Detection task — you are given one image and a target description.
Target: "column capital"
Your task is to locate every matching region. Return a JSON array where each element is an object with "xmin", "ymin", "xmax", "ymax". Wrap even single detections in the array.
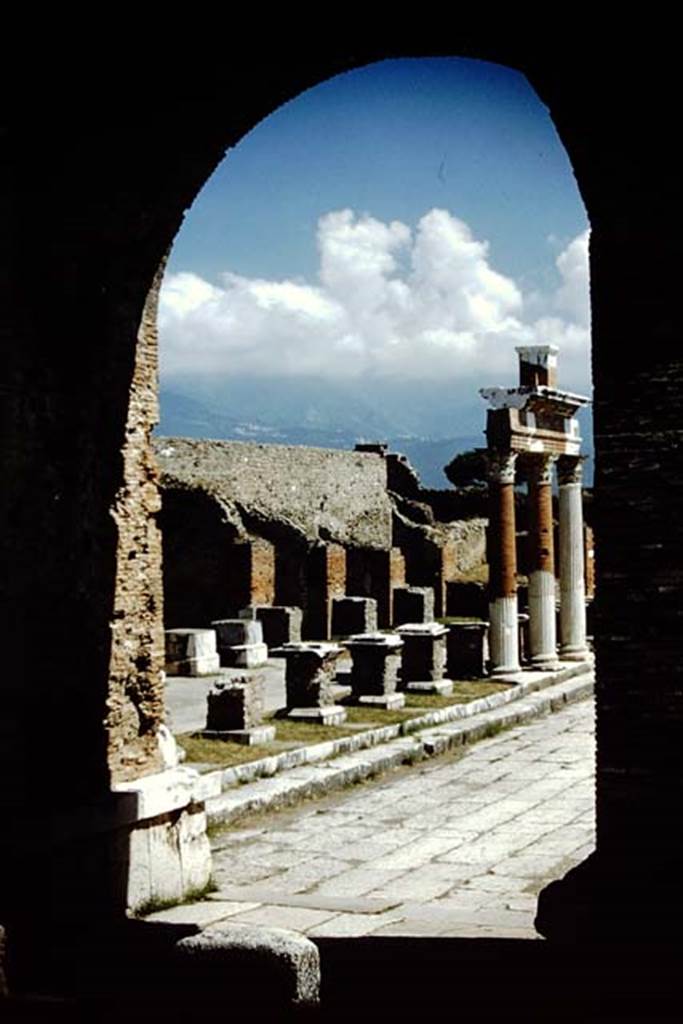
[
  {"xmin": 486, "ymin": 449, "xmax": 517, "ymax": 485},
  {"xmin": 522, "ymin": 452, "xmax": 557, "ymax": 485},
  {"xmin": 557, "ymin": 454, "xmax": 587, "ymax": 486}
]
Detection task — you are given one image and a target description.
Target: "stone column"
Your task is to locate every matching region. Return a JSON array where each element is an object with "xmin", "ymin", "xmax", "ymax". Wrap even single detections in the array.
[
  {"xmin": 557, "ymin": 455, "xmax": 590, "ymax": 660},
  {"xmin": 487, "ymin": 451, "xmax": 520, "ymax": 674},
  {"xmin": 526, "ymin": 454, "xmax": 559, "ymax": 666}
]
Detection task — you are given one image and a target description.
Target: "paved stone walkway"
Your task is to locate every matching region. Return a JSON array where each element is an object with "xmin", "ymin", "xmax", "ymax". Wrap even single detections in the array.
[{"xmin": 161, "ymin": 697, "xmax": 595, "ymax": 939}]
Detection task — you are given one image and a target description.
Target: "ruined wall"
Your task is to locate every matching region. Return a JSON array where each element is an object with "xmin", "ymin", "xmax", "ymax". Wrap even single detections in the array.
[
  {"xmin": 304, "ymin": 543, "xmax": 347, "ymax": 640},
  {"xmin": 155, "ymin": 437, "xmax": 392, "ymax": 549},
  {"xmin": 106, "ymin": 269, "xmax": 166, "ymax": 783},
  {"xmin": 160, "ymin": 488, "xmax": 241, "ymax": 626},
  {"xmin": 347, "ymin": 546, "xmax": 406, "ymax": 628}
]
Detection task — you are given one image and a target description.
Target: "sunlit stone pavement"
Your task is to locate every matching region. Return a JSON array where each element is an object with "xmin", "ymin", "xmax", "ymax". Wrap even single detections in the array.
[{"xmin": 186, "ymin": 698, "xmax": 595, "ymax": 939}]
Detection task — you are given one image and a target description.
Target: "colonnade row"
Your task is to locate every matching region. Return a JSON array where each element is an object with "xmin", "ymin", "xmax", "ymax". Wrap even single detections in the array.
[{"xmin": 487, "ymin": 450, "xmax": 588, "ymax": 674}]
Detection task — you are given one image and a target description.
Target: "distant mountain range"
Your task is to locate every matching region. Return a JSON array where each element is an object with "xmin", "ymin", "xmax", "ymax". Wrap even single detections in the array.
[{"xmin": 158, "ymin": 378, "xmax": 594, "ymax": 489}]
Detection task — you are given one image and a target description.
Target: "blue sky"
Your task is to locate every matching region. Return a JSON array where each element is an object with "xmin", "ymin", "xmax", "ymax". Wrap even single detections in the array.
[{"xmin": 160, "ymin": 57, "xmax": 591, "ymax": 434}]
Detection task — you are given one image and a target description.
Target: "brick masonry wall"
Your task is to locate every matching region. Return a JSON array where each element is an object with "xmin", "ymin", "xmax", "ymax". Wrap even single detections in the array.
[
  {"xmin": 304, "ymin": 543, "xmax": 347, "ymax": 640},
  {"xmin": 106, "ymin": 269, "xmax": 166, "ymax": 783},
  {"xmin": 250, "ymin": 538, "xmax": 276, "ymax": 606},
  {"xmin": 156, "ymin": 438, "xmax": 392, "ymax": 549}
]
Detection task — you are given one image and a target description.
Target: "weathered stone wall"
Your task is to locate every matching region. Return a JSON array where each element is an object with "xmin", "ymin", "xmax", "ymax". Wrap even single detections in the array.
[
  {"xmin": 107, "ymin": 268, "xmax": 166, "ymax": 782},
  {"xmin": 155, "ymin": 437, "xmax": 392, "ymax": 549}
]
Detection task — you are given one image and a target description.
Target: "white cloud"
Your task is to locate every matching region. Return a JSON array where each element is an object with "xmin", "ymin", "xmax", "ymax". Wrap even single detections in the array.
[{"xmin": 159, "ymin": 209, "xmax": 591, "ymax": 392}]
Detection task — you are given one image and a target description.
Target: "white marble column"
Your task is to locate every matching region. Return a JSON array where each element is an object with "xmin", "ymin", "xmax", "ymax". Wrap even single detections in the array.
[
  {"xmin": 487, "ymin": 450, "xmax": 520, "ymax": 675},
  {"xmin": 557, "ymin": 455, "xmax": 590, "ymax": 660},
  {"xmin": 526, "ymin": 454, "xmax": 559, "ymax": 667}
]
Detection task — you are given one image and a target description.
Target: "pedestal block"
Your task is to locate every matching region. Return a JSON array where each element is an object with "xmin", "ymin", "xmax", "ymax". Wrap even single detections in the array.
[
  {"xmin": 240, "ymin": 605, "xmax": 303, "ymax": 646},
  {"xmin": 211, "ymin": 618, "xmax": 268, "ymax": 668},
  {"xmin": 331, "ymin": 596, "xmax": 378, "ymax": 637},
  {"xmin": 397, "ymin": 622, "xmax": 449, "ymax": 691},
  {"xmin": 446, "ymin": 621, "xmax": 489, "ymax": 679},
  {"xmin": 201, "ymin": 674, "xmax": 275, "ymax": 744},
  {"xmin": 165, "ymin": 628, "xmax": 220, "ymax": 676},
  {"xmin": 274, "ymin": 642, "xmax": 347, "ymax": 724},
  {"xmin": 342, "ymin": 633, "xmax": 405, "ymax": 709},
  {"xmin": 393, "ymin": 586, "xmax": 435, "ymax": 626}
]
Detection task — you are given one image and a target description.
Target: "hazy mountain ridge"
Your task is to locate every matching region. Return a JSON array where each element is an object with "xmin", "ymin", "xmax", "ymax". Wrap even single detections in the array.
[{"xmin": 158, "ymin": 382, "xmax": 593, "ymax": 489}]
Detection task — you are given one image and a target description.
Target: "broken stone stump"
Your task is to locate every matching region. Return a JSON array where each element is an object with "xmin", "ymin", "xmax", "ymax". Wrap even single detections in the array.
[
  {"xmin": 240, "ymin": 605, "xmax": 303, "ymax": 647},
  {"xmin": 331, "ymin": 596, "xmax": 378, "ymax": 637},
  {"xmin": 165, "ymin": 628, "xmax": 220, "ymax": 676},
  {"xmin": 393, "ymin": 586, "xmax": 435, "ymax": 626},
  {"xmin": 446, "ymin": 621, "xmax": 490, "ymax": 679},
  {"xmin": 342, "ymin": 633, "xmax": 405, "ymax": 709},
  {"xmin": 201, "ymin": 674, "xmax": 275, "ymax": 745},
  {"xmin": 211, "ymin": 618, "xmax": 268, "ymax": 668},
  {"xmin": 274, "ymin": 643, "xmax": 347, "ymax": 725},
  {"xmin": 397, "ymin": 622, "xmax": 451, "ymax": 694}
]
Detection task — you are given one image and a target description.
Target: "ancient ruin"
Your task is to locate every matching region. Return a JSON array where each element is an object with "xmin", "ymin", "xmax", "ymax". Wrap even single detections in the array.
[
  {"xmin": 2, "ymin": 35, "xmax": 680, "ymax": 1022},
  {"xmin": 481, "ymin": 345, "xmax": 590, "ymax": 674}
]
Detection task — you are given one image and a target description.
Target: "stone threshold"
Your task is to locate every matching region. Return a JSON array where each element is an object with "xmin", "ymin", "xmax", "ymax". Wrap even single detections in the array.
[{"xmin": 204, "ymin": 663, "xmax": 594, "ymax": 828}]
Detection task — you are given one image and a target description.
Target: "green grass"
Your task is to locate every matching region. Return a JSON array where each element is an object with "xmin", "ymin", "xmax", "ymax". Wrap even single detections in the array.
[
  {"xmin": 177, "ymin": 679, "xmax": 515, "ymax": 771},
  {"xmin": 132, "ymin": 878, "xmax": 218, "ymax": 918}
]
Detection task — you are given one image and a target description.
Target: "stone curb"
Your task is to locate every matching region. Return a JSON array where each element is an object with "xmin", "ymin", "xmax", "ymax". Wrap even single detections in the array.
[
  {"xmin": 197, "ymin": 661, "xmax": 591, "ymax": 802},
  {"xmin": 206, "ymin": 667, "xmax": 594, "ymax": 828}
]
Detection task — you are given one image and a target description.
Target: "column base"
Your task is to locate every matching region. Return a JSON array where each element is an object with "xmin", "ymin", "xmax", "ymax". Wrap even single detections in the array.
[
  {"xmin": 559, "ymin": 645, "xmax": 592, "ymax": 662},
  {"xmin": 489, "ymin": 596, "xmax": 520, "ymax": 675}
]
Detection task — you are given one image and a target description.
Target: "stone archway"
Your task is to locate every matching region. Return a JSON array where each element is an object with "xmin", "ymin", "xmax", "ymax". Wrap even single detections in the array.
[{"xmin": 2, "ymin": 38, "xmax": 681, "ymax": 1005}]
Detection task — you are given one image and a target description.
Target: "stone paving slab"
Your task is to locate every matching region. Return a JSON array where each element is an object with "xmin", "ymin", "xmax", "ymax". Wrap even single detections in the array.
[{"xmin": 150, "ymin": 696, "xmax": 596, "ymax": 940}]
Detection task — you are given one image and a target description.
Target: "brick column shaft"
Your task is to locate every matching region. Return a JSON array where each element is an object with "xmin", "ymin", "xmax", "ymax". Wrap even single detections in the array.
[
  {"xmin": 487, "ymin": 451, "xmax": 520, "ymax": 674},
  {"xmin": 527, "ymin": 454, "xmax": 558, "ymax": 665}
]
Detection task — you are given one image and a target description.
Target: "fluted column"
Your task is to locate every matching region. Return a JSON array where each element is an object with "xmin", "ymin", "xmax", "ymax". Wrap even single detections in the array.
[
  {"xmin": 526, "ymin": 454, "xmax": 559, "ymax": 666},
  {"xmin": 487, "ymin": 451, "xmax": 520, "ymax": 674},
  {"xmin": 557, "ymin": 454, "xmax": 589, "ymax": 660}
]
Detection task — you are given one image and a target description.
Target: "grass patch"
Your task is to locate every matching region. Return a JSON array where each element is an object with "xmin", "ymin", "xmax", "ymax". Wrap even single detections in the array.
[
  {"xmin": 341, "ymin": 704, "xmax": 418, "ymax": 726},
  {"xmin": 132, "ymin": 878, "xmax": 218, "ymax": 918},
  {"xmin": 177, "ymin": 735, "xmax": 281, "ymax": 765},
  {"xmin": 177, "ymin": 679, "xmax": 515, "ymax": 772},
  {"xmin": 267, "ymin": 717, "xmax": 357, "ymax": 744},
  {"xmin": 405, "ymin": 680, "xmax": 512, "ymax": 709}
]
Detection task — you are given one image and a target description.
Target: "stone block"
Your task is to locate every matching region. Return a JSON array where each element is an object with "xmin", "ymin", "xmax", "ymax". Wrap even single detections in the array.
[
  {"xmin": 447, "ymin": 620, "xmax": 490, "ymax": 678},
  {"xmin": 342, "ymin": 632, "xmax": 403, "ymax": 699},
  {"xmin": 212, "ymin": 618, "xmax": 268, "ymax": 667},
  {"xmin": 393, "ymin": 586, "xmax": 434, "ymax": 626},
  {"xmin": 275, "ymin": 642, "xmax": 344, "ymax": 709},
  {"xmin": 286, "ymin": 706, "xmax": 348, "ymax": 726},
  {"xmin": 240, "ymin": 605, "xmax": 303, "ymax": 646},
  {"xmin": 405, "ymin": 679, "xmax": 454, "ymax": 695},
  {"xmin": 331, "ymin": 596, "xmax": 378, "ymax": 637},
  {"xmin": 206, "ymin": 675, "xmax": 265, "ymax": 731},
  {"xmin": 212, "ymin": 618, "xmax": 263, "ymax": 647},
  {"xmin": 222, "ymin": 643, "xmax": 268, "ymax": 668},
  {"xmin": 165, "ymin": 628, "xmax": 220, "ymax": 676},
  {"xmin": 397, "ymin": 622, "xmax": 448, "ymax": 684},
  {"xmin": 175, "ymin": 923, "xmax": 320, "ymax": 1008},
  {"xmin": 201, "ymin": 725, "xmax": 277, "ymax": 746},
  {"xmin": 357, "ymin": 692, "xmax": 406, "ymax": 710}
]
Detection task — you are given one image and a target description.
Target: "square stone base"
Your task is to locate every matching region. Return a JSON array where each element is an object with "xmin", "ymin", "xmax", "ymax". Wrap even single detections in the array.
[
  {"xmin": 286, "ymin": 706, "xmax": 348, "ymax": 726},
  {"xmin": 356, "ymin": 693, "xmax": 406, "ymax": 710},
  {"xmin": 406, "ymin": 680, "xmax": 454, "ymax": 696},
  {"xmin": 199, "ymin": 725, "xmax": 276, "ymax": 746},
  {"xmin": 221, "ymin": 643, "xmax": 269, "ymax": 668},
  {"xmin": 166, "ymin": 654, "xmax": 220, "ymax": 677}
]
